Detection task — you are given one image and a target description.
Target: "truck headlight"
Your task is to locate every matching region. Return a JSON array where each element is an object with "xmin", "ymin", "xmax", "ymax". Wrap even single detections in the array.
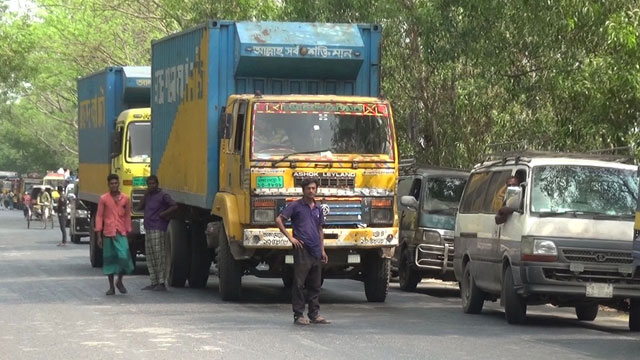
[
  {"xmin": 422, "ymin": 230, "xmax": 441, "ymax": 244},
  {"xmin": 76, "ymin": 210, "xmax": 89, "ymax": 218},
  {"xmin": 253, "ymin": 209, "xmax": 275, "ymax": 223},
  {"xmin": 521, "ymin": 237, "xmax": 557, "ymax": 261},
  {"xmin": 371, "ymin": 208, "xmax": 393, "ymax": 225}
]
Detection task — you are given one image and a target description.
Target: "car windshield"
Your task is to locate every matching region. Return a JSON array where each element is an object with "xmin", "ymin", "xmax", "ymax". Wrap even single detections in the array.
[
  {"xmin": 420, "ymin": 176, "xmax": 467, "ymax": 230},
  {"xmin": 531, "ymin": 165, "xmax": 638, "ymax": 216},
  {"xmin": 127, "ymin": 122, "xmax": 151, "ymax": 162},
  {"xmin": 252, "ymin": 102, "xmax": 394, "ymax": 159}
]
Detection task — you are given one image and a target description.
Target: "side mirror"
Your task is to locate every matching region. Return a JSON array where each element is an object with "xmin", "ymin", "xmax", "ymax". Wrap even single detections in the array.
[
  {"xmin": 504, "ymin": 186, "xmax": 523, "ymax": 211},
  {"xmin": 400, "ymin": 195, "xmax": 419, "ymax": 211},
  {"xmin": 110, "ymin": 129, "xmax": 123, "ymax": 158}
]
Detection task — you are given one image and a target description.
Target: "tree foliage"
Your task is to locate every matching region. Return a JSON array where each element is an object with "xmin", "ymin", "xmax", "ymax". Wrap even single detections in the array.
[{"xmin": 1, "ymin": 0, "xmax": 639, "ymax": 173}]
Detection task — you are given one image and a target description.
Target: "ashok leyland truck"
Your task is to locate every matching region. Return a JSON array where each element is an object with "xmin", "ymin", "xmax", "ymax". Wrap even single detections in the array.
[
  {"xmin": 152, "ymin": 21, "xmax": 398, "ymax": 301},
  {"xmin": 76, "ymin": 67, "xmax": 151, "ymax": 267}
]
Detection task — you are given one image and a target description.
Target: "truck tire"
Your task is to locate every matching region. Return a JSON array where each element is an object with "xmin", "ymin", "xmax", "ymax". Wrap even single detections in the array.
[
  {"xmin": 398, "ymin": 247, "xmax": 421, "ymax": 292},
  {"xmin": 629, "ymin": 298, "xmax": 640, "ymax": 332},
  {"xmin": 188, "ymin": 221, "xmax": 211, "ymax": 288},
  {"xmin": 363, "ymin": 253, "xmax": 390, "ymax": 303},
  {"xmin": 217, "ymin": 225, "xmax": 243, "ymax": 301},
  {"xmin": 167, "ymin": 219, "xmax": 190, "ymax": 287},
  {"xmin": 503, "ymin": 266, "xmax": 527, "ymax": 324},
  {"xmin": 575, "ymin": 303, "xmax": 598, "ymax": 321},
  {"xmin": 89, "ymin": 217, "xmax": 103, "ymax": 268},
  {"xmin": 460, "ymin": 262, "xmax": 485, "ymax": 314}
]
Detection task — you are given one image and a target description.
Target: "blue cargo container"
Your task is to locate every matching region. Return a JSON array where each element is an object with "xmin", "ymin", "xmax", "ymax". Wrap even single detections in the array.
[
  {"xmin": 77, "ymin": 66, "xmax": 150, "ymax": 200},
  {"xmin": 151, "ymin": 20, "xmax": 382, "ymax": 209}
]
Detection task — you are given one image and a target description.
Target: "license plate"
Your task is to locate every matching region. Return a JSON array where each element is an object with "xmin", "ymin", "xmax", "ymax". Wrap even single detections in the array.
[
  {"xmin": 139, "ymin": 220, "xmax": 145, "ymax": 234},
  {"xmin": 585, "ymin": 283, "xmax": 613, "ymax": 298}
]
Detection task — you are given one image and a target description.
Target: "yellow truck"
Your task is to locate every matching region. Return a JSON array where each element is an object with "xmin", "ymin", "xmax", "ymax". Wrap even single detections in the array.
[
  {"xmin": 75, "ymin": 66, "xmax": 151, "ymax": 266},
  {"xmin": 152, "ymin": 21, "xmax": 398, "ymax": 301}
]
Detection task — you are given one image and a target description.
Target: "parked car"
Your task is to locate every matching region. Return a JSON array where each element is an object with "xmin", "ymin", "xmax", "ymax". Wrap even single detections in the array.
[
  {"xmin": 454, "ymin": 150, "xmax": 640, "ymax": 331},
  {"xmin": 67, "ymin": 181, "xmax": 91, "ymax": 244},
  {"xmin": 393, "ymin": 163, "xmax": 468, "ymax": 291}
]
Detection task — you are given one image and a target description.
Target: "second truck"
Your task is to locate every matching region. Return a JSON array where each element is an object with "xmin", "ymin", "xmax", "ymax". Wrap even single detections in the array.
[{"xmin": 152, "ymin": 21, "xmax": 399, "ymax": 301}]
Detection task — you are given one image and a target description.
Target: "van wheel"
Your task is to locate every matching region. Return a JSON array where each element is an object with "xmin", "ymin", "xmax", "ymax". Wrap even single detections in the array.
[
  {"xmin": 503, "ymin": 266, "xmax": 527, "ymax": 324},
  {"xmin": 398, "ymin": 248, "xmax": 421, "ymax": 291},
  {"xmin": 629, "ymin": 298, "xmax": 640, "ymax": 332},
  {"xmin": 460, "ymin": 262, "xmax": 485, "ymax": 314},
  {"xmin": 216, "ymin": 225, "xmax": 243, "ymax": 301},
  {"xmin": 363, "ymin": 253, "xmax": 390, "ymax": 303},
  {"xmin": 167, "ymin": 220, "xmax": 190, "ymax": 287},
  {"xmin": 575, "ymin": 303, "xmax": 598, "ymax": 321},
  {"xmin": 89, "ymin": 217, "xmax": 102, "ymax": 268},
  {"xmin": 71, "ymin": 234, "xmax": 82, "ymax": 244},
  {"xmin": 188, "ymin": 221, "xmax": 211, "ymax": 288}
]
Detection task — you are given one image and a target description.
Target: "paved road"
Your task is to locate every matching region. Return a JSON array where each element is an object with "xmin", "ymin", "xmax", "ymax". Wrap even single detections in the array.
[{"xmin": 0, "ymin": 210, "xmax": 638, "ymax": 359}]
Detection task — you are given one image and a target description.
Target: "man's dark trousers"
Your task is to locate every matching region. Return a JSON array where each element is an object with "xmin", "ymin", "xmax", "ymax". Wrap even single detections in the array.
[
  {"xmin": 292, "ymin": 247, "xmax": 322, "ymax": 319},
  {"xmin": 58, "ymin": 214, "xmax": 67, "ymax": 243}
]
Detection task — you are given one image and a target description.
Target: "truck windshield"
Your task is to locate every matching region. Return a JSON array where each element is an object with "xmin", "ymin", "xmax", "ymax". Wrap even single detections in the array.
[
  {"xmin": 252, "ymin": 102, "xmax": 394, "ymax": 159},
  {"xmin": 127, "ymin": 122, "xmax": 151, "ymax": 162},
  {"xmin": 531, "ymin": 165, "xmax": 638, "ymax": 217},
  {"xmin": 420, "ymin": 176, "xmax": 467, "ymax": 230}
]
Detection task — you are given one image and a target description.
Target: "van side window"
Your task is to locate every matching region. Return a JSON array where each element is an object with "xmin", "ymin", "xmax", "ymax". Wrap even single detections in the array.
[
  {"xmin": 459, "ymin": 172, "xmax": 491, "ymax": 213},
  {"xmin": 483, "ymin": 171, "xmax": 513, "ymax": 213},
  {"xmin": 408, "ymin": 179, "xmax": 422, "ymax": 201}
]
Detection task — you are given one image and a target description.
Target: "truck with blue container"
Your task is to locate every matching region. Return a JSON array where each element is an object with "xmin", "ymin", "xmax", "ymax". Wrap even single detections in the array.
[
  {"xmin": 75, "ymin": 66, "xmax": 152, "ymax": 267},
  {"xmin": 152, "ymin": 21, "xmax": 399, "ymax": 301}
]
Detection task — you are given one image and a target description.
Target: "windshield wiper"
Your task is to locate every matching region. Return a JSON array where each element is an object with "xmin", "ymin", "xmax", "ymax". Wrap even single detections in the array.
[
  {"xmin": 272, "ymin": 149, "xmax": 332, "ymax": 166},
  {"xmin": 538, "ymin": 210, "xmax": 610, "ymax": 218}
]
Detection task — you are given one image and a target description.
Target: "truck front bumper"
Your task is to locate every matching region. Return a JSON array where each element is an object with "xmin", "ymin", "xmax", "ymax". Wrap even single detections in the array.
[{"xmin": 243, "ymin": 227, "xmax": 398, "ymax": 249}]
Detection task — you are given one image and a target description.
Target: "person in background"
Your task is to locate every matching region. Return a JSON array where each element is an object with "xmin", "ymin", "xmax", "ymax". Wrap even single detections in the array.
[{"xmin": 55, "ymin": 186, "xmax": 67, "ymax": 246}]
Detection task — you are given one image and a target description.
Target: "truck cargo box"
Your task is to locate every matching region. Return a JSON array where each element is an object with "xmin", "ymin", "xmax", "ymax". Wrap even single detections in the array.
[
  {"xmin": 77, "ymin": 66, "xmax": 150, "ymax": 201},
  {"xmin": 151, "ymin": 20, "xmax": 382, "ymax": 209}
]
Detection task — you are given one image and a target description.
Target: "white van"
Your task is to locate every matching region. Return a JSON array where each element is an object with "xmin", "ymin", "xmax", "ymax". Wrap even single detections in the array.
[{"xmin": 453, "ymin": 151, "xmax": 640, "ymax": 331}]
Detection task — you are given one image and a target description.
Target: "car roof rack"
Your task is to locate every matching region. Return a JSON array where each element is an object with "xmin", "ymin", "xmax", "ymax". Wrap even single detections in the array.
[
  {"xmin": 399, "ymin": 158, "xmax": 468, "ymax": 175},
  {"xmin": 479, "ymin": 146, "xmax": 635, "ymax": 168}
]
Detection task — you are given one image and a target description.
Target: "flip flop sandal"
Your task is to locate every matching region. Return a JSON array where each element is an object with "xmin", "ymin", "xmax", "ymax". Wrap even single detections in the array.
[
  {"xmin": 116, "ymin": 283, "xmax": 127, "ymax": 294},
  {"xmin": 294, "ymin": 317, "xmax": 310, "ymax": 325},
  {"xmin": 310, "ymin": 316, "xmax": 331, "ymax": 324}
]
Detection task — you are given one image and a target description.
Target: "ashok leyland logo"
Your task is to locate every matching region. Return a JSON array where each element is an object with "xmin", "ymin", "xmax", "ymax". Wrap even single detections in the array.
[{"xmin": 320, "ymin": 204, "xmax": 330, "ymax": 217}]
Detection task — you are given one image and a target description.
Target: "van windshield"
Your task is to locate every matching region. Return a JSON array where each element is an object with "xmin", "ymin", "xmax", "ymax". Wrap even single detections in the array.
[
  {"xmin": 420, "ymin": 176, "xmax": 467, "ymax": 230},
  {"xmin": 531, "ymin": 165, "xmax": 637, "ymax": 217},
  {"xmin": 127, "ymin": 122, "xmax": 151, "ymax": 162}
]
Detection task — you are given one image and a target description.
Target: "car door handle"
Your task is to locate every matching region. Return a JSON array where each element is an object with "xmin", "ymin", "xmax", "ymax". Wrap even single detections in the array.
[{"xmin": 460, "ymin": 232, "xmax": 477, "ymax": 238}]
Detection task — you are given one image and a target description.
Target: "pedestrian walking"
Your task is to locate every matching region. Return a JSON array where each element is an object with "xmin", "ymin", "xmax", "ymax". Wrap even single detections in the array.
[
  {"xmin": 95, "ymin": 174, "xmax": 134, "ymax": 295},
  {"xmin": 136, "ymin": 175, "xmax": 177, "ymax": 291},
  {"xmin": 55, "ymin": 186, "xmax": 67, "ymax": 246},
  {"xmin": 275, "ymin": 178, "xmax": 330, "ymax": 325}
]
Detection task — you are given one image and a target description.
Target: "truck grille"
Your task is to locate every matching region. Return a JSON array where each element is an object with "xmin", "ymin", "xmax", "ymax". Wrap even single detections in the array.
[
  {"xmin": 131, "ymin": 189, "xmax": 145, "ymax": 214},
  {"xmin": 283, "ymin": 198, "xmax": 362, "ymax": 226},
  {"xmin": 561, "ymin": 248, "xmax": 633, "ymax": 265},
  {"xmin": 294, "ymin": 176, "xmax": 354, "ymax": 189},
  {"xmin": 543, "ymin": 268, "xmax": 640, "ymax": 285}
]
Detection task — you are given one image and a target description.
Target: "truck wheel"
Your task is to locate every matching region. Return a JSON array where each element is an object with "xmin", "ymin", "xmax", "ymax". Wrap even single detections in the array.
[
  {"xmin": 89, "ymin": 217, "xmax": 102, "ymax": 268},
  {"xmin": 575, "ymin": 303, "xmax": 598, "ymax": 321},
  {"xmin": 460, "ymin": 262, "xmax": 485, "ymax": 314},
  {"xmin": 188, "ymin": 221, "xmax": 211, "ymax": 288},
  {"xmin": 398, "ymin": 248, "xmax": 421, "ymax": 292},
  {"xmin": 167, "ymin": 220, "xmax": 190, "ymax": 287},
  {"xmin": 71, "ymin": 234, "xmax": 82, "ymax": 244},
  {"xmin": 503, "ymin": 266, "xmax": 527, "ymax": 324},
  {"xmin": 629, "ymin": 298, "xmax": 640, "ymax": 331},
  {"xmin": 363, "ymin": 253, "xmax": 390, "ymax": 303},
  {"xmin": 217, "ymin": 225, "xmax": 243, "ymax": 301}
]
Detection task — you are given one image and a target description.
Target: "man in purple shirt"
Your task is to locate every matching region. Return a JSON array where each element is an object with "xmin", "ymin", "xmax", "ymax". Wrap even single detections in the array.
[
  {"xmin": 136, "ymin": 175, "xmax": 178, "ymax": 291},
  {"xmin": 276, "ymin": 178, "xmax": 330, "ymax": 325}
]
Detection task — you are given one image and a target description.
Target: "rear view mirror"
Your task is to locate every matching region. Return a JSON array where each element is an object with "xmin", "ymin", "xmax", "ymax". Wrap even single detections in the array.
[
  {"xmin": 504, "ymin": 186, "xmax": 523, "ymax": 211},
  {"xmin": 400, "ymin": 196, "xmax": 419, "ymax": 211},
  {"xmin": 110, "ymin": 129, "xmax": 123, "ymax": 158}
]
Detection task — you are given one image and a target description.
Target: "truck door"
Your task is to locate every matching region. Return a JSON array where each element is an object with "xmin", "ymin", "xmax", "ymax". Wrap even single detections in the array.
[{"xmin": 220, "ymin": 100, "xmax": 249, "ymax": 221}]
